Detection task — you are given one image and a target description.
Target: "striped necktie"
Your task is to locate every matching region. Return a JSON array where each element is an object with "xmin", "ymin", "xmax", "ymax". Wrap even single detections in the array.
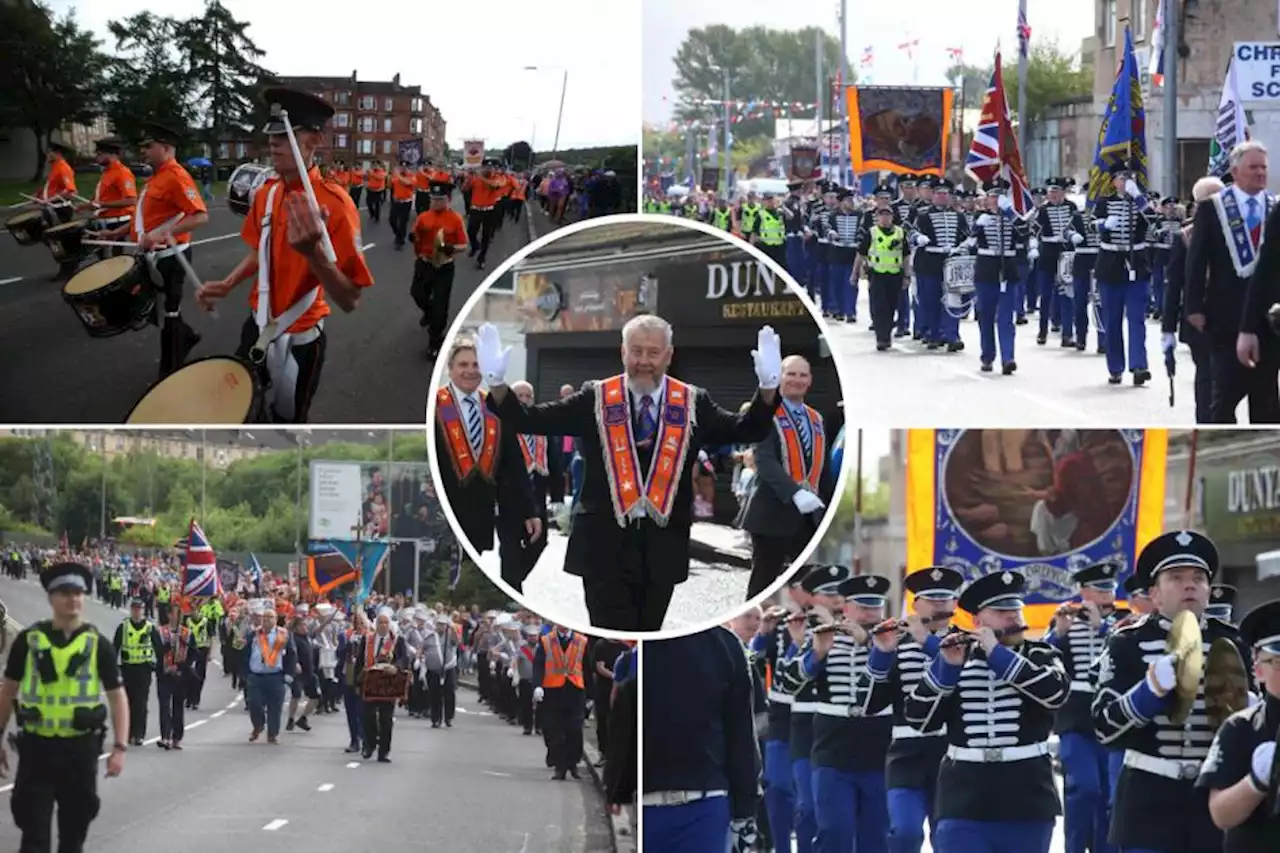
[
  {"xmin": 465, "ymin": 397, "xmax": 483, "ymax": 451},
  {"xmin": 791, "ymin": 405, "xmax": 812, "ymax": 458}
]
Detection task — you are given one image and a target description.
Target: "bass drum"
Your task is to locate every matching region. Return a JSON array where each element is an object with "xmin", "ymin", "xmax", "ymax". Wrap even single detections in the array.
[
  {"xmin": 126, "ymin": 356, "xmax": 264, "ymax": 424},
  {"xmin": 61, "ymin": 255, "xmax": 155, "ymax": 338},
  {"xmin": 226, "ymin": 163, "xmax": 274, "ymax": 217},
  {"xmin": 5, "ymin": 210, "xmax": 47, "ymax": 245}
]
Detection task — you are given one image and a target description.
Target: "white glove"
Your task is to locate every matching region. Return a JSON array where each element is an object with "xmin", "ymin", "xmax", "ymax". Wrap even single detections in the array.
[
  {"xmin": 1104, "ymin": 215, "xmax": 1120, "ymax": 230},
  {"xmin": 751, "ymin": 325, "xmax": 782, "ymax": 390},
  {"xmin": 1148, "ymin": 653, "xmax": 1177, "ymax": 694},
  {"xmin": 475, "ymin": 322, "xmax": 511, "ymax": 387},
  {"xmin": 533, "ymin": 686, "xmax": 544, "ymax": 703},
  {"xmin": 1162, "ymin": 333, "xmax": 1177, "ymax": 353},
  {"xmin": 1071, "ymin": 232, "xmax": 1084, "ymax": 246},
  {"xmin": 976, "ymin": 214, "xmax": 994, "ymax": 228},
  {"xmin": 489, "ymin": 661, "xmax": 497, "ymax": 674},
  {"xmin": 284, "ymin": 675, "xmax": 293, "ymax": 685},
  {"xmin": 997, "ymin": 195, "xmax": 1013, "ymax": 212},
  {"xmin": 1248, "ymin": 691, "xmax": 1262, "ymax": 707},
  {"xmin": 914, "ymin": 233, "xmax": 931, "ymax": 247},
  {"xmin": 548, "ymin": 501, "xmax": 564, "ymax": 515},
  {"xmin": 1029, "ymin": 238, "xmax": 1040, "ymax": 253},
  {"xmin": 962, "ymin": 236, "xmax": 978, "ymax": 248},
  {"xmin": 949, "ymin": 245, "xmax": 967, "ymax": 255},
  {"xmin": 791, "ymin": 490, "xmax": 825, "ymax": 515},
  {"xmin": 1028, "ymin": 250, "xmax": 1039, "ymax": 263},
  {"xmin": 1124, "ymin": 179, "xmax": 1141, "ymax": 199},
  {"xmin": 510, "ymin": 672, "xmax": 519, "ymax": 687},
  {"xmin": 1251, "ymin": 742, "xmax": 1275, "ymax": 791}
]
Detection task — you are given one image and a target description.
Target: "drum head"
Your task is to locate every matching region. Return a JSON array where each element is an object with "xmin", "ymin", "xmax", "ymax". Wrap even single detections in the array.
[
  {"xmin": 8, "ymin": 211, "xmax": 42, "ymax": 226},
  {"xmin": 63, "ymin": 256, "xmax": 136, "ymax": 296},
  {"xmin": 46, "ymin": 219, "xmax": 87, "ymax": 235},
  {"xmin": 127, "ymin": 357, "xmax": 256, "ymax": 424}
]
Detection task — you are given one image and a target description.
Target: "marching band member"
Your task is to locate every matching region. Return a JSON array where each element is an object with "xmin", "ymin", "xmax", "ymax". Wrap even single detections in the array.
[
  {"xmin": 1092, "ymin": 530, "xmax": 1249, "ymax": 853},
  {"xmin": 864, "ymin": 566, "xmax": 963, "ymax": 853},
  {"xmin": 911, "ymin": 179, "xmax": 970, "ymax": 352},
  {"xmin": 196, "ymin": 87, "xmax": 374, "ymax": 424},
  {"xmin": 802, "ymin": 574, "xmax": 895, "ymax": 853},
  {"xmin": 410, "ymin": 181, "xmax": 468, "ymax": 357},
  {"xmin": 506, "ymin": 380, "xmax": 565, "ymax": 594},
  {"xmin": 752, "ymin": 583, "xmax": 806, "ymax": 853},
  {"xmin": 388, "ymin": 160, "xmax": 416, "ymax": 250},
  {"xmin": 1148, "ymin": 196, "xmax": 1180, "ymax": 319},
  {"xmin": 1095, "ymin": 163, "xmax": 1154, "ymax": 386},
  {"xmin": 825, "ymin": 190, "xmax": 860, "ymax": 324},
  {"xmin": 1046, "ymin": 561, "xmax": 1123, "ymax": 853},
  {"xmin": 353, "ymin": 608, "xmax": 408, "ymax": 762},
  {"xmin": 1196, "ymin": 599, "xmax": 1280, "ymax": 850},
  {"xmin": 425, "ymin": 614, "xmax": 461, "ymax": 728},
  {"xmin": 467, "ymin": 158, "xmax": 507, "ymax": 271},
  {"xmin": 1207, "ymin": 584, "xmax": 1239, "ymax": 623},
  {"xmin": 1067, "ymin": 197, "xmax": 1106, "ymax": 354},
  {"xmin": 967, "ymin": 178, "xmax": 1021, "ymax": 375},
  {"xmin": 476, "ymin": 315, "xmax": 779, "ymax": 631},
  {"xmin": 364, "ymin": 160, "xmax": 387, "ymax": 222},
  {"xmin": 37, "ymin": 141, "xmax": 78, "ymax": 266},
  {"xmin": 740, "ymin": 356, "xmax": 830, "ymax": 599},
  {"xmin": 811, "ymin": 187, "xmax": 838, "ymax": 315},
  {"xmin": 81, "ymin": 137, "xmax": 136, "ymax": 260},
  {"xmin": 1035, "ymin": 178, "xmax": 1078, "ymax": 348},
  {"xmin": 904, "ymin": 569, "xmax": 1069, "ymax": 853},
  {"xmin": 348, "ymin": 161, "xmax": 365, "ymax": 208},
  {"xmin": 782, "ymin": 181, "xmax": 809, "ymax": 291},
  {"xmin": 893, "ymin": 178, "xmax": 919, "ymax": 338}
]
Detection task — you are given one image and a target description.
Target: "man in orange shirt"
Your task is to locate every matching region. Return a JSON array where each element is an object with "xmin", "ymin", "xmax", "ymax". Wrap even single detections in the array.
[
  {"xmin": 195, "ymin": 87, "xmax": 374, "ymax": 423},
  {"xmin": 96, "ymin": 122, "xmax": 210, "ymax": 377},
  {"xmin": 39, "ymin": 141, "xmax": 78, "ymax": 228},
  {"xmin": 467, "ymin": 158, "xmax": 508, "ymax": 271},
  {"xmin": 81, "ymin": 137, "xmax": 136, "ymax": 259},
  {"xmin": 410, "ymin": 181, "xmax": 468, "ymax": 356},
  {"xmin": 365, "ymin": 160, "xmax": 388, "ymax": 223},
  {"xmin": 414, "ymin": 161, "xmax": 433, "ymax": 216},
  {"xmin": 389, "ymin": 160, "xmax": 417, "ymax": 250},
  {"xmin": 348, "ymin": 162, "xmax": 365, "ymax": 208},
  {"xmin": 508, "ymin": 172, "xmax": 527, "ymax": 224}
]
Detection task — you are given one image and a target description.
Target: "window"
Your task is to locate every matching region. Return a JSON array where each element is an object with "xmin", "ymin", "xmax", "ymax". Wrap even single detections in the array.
[
  {"xmin": 410, "ymin": 118, "xmax": 423, "ymax": 134},
  {"xmin": 1133, "ymin": 0, "xmax": 1148, "ymax": 41},
  {"xmin": 384, "ymin": 97, "xmax": 394, "ymax": 111},
  {"xmin": 235, "ymin": 142, "xmax": 246, "ymax": 158},
  {"xmin": 382, "ymin": 139, "xmax": 392, "ymax": 154},
  {"xmin": 411, "ymin": 97, "xmax": 423, "ymax": 113},
  {"xmin": 1103, "ymin": 0, "xmax": 1117, "ymax": 47},
  {"xmin": 358, "ymin": 139, "xmax": 373, "ymax": 154},
  {"xmin": 335, "ymin": 112, "xmax": 349, "ymax": 128},
  {"xmin": 335, "ymin": 134, "xmax": 348, "ymax": 148},
  {"xmin": 359, "ymin": 116, "xmax": 374, "ymax": 133},
  {"xmin": 336, "ymin": 91, "xmax": 350, "ymax": 106},
  {"xmin": 383, "ymin": 117, "xmax": 392, "ymax": 133},
  {"xmin": 218, "ymin": 142, "xmax": 229, "ymax": 159},
  {"xmin": 360, "ymin": 95, "xmax": 375, "ymax": 110}
]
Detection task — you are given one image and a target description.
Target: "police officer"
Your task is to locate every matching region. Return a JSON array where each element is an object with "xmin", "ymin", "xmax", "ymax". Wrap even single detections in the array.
[
  {"xmin": 1208, "ymin": 584, "xmax": 1240, "ymax": 623},
  {"xmin": 749, "ymin": 192, "xmax": 787, "ymax": 269},
  {"xmin": 905, "ymin": 569, "xmax": 1068, "ymax": 853},
  {"xmin": 859, "ymin": 205, "xmax": 907, "ymax": 351},
  {"xmin": 911, "ymin": 179, "xmax": 970, "ymax": 351},
  {"xmin": 1047, "ymin": 561, "xmax": 1122, "ymax": 853},
  {"xmin": 643, "ymin": 626, "xmax": 760, "ymax": 852},
  {"xmin": 1196, "ymin": 598, "xmax": 1280, "ymax": 851},
  {"xmin": 1095, "ymin": 163, "xmax": 1155, "ymax": 386},
  {"xmin": 1092, "ymin": 530, "xmax": 1248, "ymax": 853},
  {"xmin": 865, "ymin": 566, "xmax": 963, "ymax": 853},
  {"xmin": 113, "ymin": 597, "xmax": 159, "ymax": 746},
  {"xmin": 0, "ymin": 562, "xmax": 129, "ymax": 853},
  {"xmin": 802, "ymin": 574, "xmax": 896, "ymax": 853},
  {"xmin": 711, "ymin": 197, "xmax": 732, "ymax": 231},
  {"xmin": 738, "ymin": 190, "xmax": 762, "ymax": 237},
  {"xmin": 155, "ymin": 581, "xmax": 172, "ymax": 625},
  {"xmin": 185, "ymin": 603, "xmax": 213, "ymax": 710}
]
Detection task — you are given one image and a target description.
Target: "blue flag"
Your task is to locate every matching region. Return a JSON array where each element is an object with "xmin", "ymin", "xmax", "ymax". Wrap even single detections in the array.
[
  {"xmin": 1086, "ymin": 26, "xmax": 1149, "ymax": 211},
  {"xmin": 248, "ymin": 552, "xmax": 263, "ymax": 594}
]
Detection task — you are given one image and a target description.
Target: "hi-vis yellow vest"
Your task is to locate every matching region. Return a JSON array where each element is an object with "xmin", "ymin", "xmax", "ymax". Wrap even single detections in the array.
[
  {"xmin": 121, "ymin": 621, "xmax": 155, "ymax": 665},
  {"xmin": 17, "ymin": 627, "xmax": 105, "ymax": 738},
  {"xmin": 868, "ymin": 226, "xmax": 905, "ymax": 274}
]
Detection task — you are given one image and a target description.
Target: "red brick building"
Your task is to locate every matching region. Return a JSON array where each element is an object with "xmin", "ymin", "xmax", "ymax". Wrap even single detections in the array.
[{"xmin": 215, "ymin": 70, "xmax": 446, "ymax": 169}]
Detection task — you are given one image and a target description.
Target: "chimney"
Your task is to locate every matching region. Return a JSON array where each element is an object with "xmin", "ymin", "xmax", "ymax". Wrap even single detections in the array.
[
  {"xmin": 351, "ymin": 69, "xmax": 358, "ymax": 83},
  {"xmin": 392, "ymin": 72, "xmax": 400, "ymax": 87}
]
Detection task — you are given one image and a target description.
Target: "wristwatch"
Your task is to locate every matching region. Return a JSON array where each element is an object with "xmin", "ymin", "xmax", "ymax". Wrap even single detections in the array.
[{"xmin": 112, "ymin": 742, "xmax": 127, "ymax": 753}]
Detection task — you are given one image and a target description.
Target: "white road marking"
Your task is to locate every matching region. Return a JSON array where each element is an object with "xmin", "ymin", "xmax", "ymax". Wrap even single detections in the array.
[
  {"xmin": 317, "ymin": 783, "xmax": 335, "ymax": 792},
  {"xmin": 345, "ymin": 761, "xmax": 361, "ymax": 769},
  {"xmin": 0, "ymin": 784, "xmax": 12, "ymax": 793},
  {"xmin": 360, "ymin": 242, "xmax": 375, "ymax": 251},
  {"xmin": 210, "ymin": 710, "xmax": 226, "ymax": 718},
  {"xmin": 144, "ymin": 736, "xmax": 161, "ymax": 745},
  {"xmin": 482, "ymin": 771, "xmax": 512, "ymax": 778},
  {"xmin": 186, "ymin": 719, "xmax": 207, "ymax": 730},
  {"xmin": 226, "ymin": 700, "xmax": 240, "ymax": 709},
  {"xmin": 0, "ymin": 277, "xmax": 22, "ymax": 286},
  {"xmin": 262, "ymin": 819, "xmax": 289, "ymax": 831}
]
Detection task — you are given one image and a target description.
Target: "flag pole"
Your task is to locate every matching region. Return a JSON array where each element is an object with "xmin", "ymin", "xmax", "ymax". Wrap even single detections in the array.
[
  {"xmin": 1162, "ymin": 0, "xmax": 1179, "ymax": 197},
  {"xmin": 1016, "ymin": 0, "xmax": 1029, "ymax": 157}
]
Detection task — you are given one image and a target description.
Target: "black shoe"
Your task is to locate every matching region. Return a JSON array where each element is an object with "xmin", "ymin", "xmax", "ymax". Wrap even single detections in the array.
[
  {"xmin": 926, "ymin": 341, "xmax": 940, "ymax": 350},
  {"xmin": 876, "ymin": 342, "xmax": 890, "ymax": 351},
  {"xmin": 980, "ymin": 362, "xmax": 993, "ymax": 373},
  {"xmin": 1002, "ymin": 361, "xmax": 1017, "ymax": 375},
  {"xmin": 377, "ymin": 755, "xmax": 391, "ymax": 763},
  {"xmin": 1075, "ymin": 342, "xmax": 1087, "ymax": 351},
  {"xmin": 286, "ymin": 718, "xmax": 295, "ymax": 732},
  {"xmin": 523, "ymin": 729, "xmax": 533, "ymax": 736},
  {"xmin": 569, "ymin": 768, "xmax": 582, "ymax": 780},
  {"xmin": 552, "ymin": 771, "xmax": 566, "ymax": 780},
  {"xmin": 1050, "ymin": 324, "xmax": 1061, "ymax": 333},
  {"xmin": 345, "ymin": 743, "xmax": 360, "ymax": 753},
  {"xmin": 432, "ymin": 722, "xmax": 441, "ymax": 728},
  {"xmin": 1134, "ymin": 369, "xmax": 1151, "ymax": 386},
  {"xmin": 1061, "ymin": 339, "xmax": 1075, "ymax": 348},
  {"xmin": 362, "ymin": 750, "xmax": 374, "ymax": 760},
  {"xmin": 1096, "ymin": 346, "xmax": 1106, "ymax": 355},
  {"xmin": 1015, "ymin": 315, "xmax": 1028, "ymax": 325},
  {"xmin": 445, "ymin": 720, "xmax": 452, "ymax": 728},
  {"xmin": 419, "ymin": 314, "xmax": 430, "ymax": 328},
  {"xmin": 296, "ymin": 717, "xmax": 311, "ymax": 732},
  {"xmin": 1108, "ymin": 374, "xmax": 1122, "ymax": 385},
  {"xmin": 1036, "ymin": 335, "xmax": 1046, "ymax": 345},
  {"xmin": 947, "ymin": 341, "xmax": 964, "ymax": 352}
]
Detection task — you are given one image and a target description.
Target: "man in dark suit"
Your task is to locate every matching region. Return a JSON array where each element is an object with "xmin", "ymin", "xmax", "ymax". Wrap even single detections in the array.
[
  {"xmin": 1185, "ymin": 141, "xmax": 1280, "ymax": 423},
  {"xmin": 352, "ymin": 607, "xmax": 409, "ymax": 762},
  {"xmin": 432, "ymin": 338, "xmax": 541, "ymax": 568},
  {"xmin": 476, "ymin": 315, "xmax": 782, "ymax": 631},
  {"xmin": 505, "ymin": 380, "xmax": 566, "ymax": 593},
  {"xmin": 740, "ymin": 355, "xmax": 833, "ymax": 600}
]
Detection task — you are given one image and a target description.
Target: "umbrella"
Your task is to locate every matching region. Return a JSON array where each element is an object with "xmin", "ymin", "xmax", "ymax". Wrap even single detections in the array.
[
  {"xmin": 1164, "ymin": 344, "xmax": 1177, "ymax": 407},
  {"xmin": 538, "ymin": 159, "xmax": 565, "ymax": 169},
  {"xmin": 187, "ymin": 157, "xmax": 213, "ymax": 168}
]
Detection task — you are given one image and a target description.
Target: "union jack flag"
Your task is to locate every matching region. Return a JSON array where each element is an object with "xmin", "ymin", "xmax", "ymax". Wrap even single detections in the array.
[
  {"xmin": 965, "ymin": 54, "xmax": 1035, "ymax": 219},
  {"xmin": 1017, "ymin": 1, "xmax": 1031, "ymax": 59},
  {"xmin": 182, "ymin": 519, "xmax": 220, "ymax": 599},
  {"xmin": 860, "ymin": 45, "xmax": 874, "ymax": 66}
]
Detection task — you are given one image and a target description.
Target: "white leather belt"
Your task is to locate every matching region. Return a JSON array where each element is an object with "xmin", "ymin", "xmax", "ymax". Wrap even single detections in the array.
[
  {"xmin": 791, "ymin": 701, "xmax": 816, "ymax": 714},
  {"xmin": 1101, "ymin": 242, "xmax": 1148, "ymax": 251},
  {"xmin": 924, "ymin": 246, "xmax": 952, "ymax": 254},
  {"xmin": 767, "ymin": 690, "xmax": 793, "ymax": 705},
  {"xmin": 1122, "ymin": 750, "xmax": 1201, "ymax": 781},
  {"xmin": 977, "ymin": 249, "xmax": 1015, "ymax": 257},
  {"xmin": 97, "ymin": 215, "xmax": 131, "ymax": 224},
  {"xmin": 892, "ymin": 724, "xmax": 944, "ymax": 739},
  {"xmin": 642, "ymin": 790, "xmax": 727, "ymax": 807},
  {"xmin": 1075, "ymin": 248, "xmax": 1099, "ymax": 254},
  {"xmin": 947, "ymin": 742, "xmax": 1050, "ymax": 763},
  {"xmin": 1069, "ymin": 681, "xmax": 1095, "ymax": 693},
  {"xmin": 1041, "ymin": 237, "xmax": 1065, "ymax": 243},
  {"xmin": 815, "ymin": 702, "xmax": 892, "ymax": 719},
  {"xmin": 284, "ymin": 320, "xmax": 323, "ymax": 347}
]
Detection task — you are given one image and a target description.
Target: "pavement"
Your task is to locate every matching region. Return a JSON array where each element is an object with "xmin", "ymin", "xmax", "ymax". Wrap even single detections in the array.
[
  {"xmin": 0, "ymin": 193, "xmax": 531, "ymax": 423},
  {"xmin": 476, "ymin": 524, "xmax": 752, "ymax": 632},
  {"xmin": 822, "ymin": 285, "xmax": 1248, "ymax": 425},
  {"xmin": 0, "ymin": 575, "xmax": 612, "ymax": 853}
]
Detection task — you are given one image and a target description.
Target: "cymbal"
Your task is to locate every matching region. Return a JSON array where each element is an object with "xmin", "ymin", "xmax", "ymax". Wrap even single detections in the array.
[
  {"xmin": 1204, "ymin": 637, "xmax": 1249, "ymax": 731},
  {"xmin": 1167, "ymin": 610, "xmax": 1204, "ymax": 725}
]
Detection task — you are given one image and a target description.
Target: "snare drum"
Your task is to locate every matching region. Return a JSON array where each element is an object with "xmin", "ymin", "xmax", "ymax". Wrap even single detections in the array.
[
  {"xmin": 4, "ymin": 210, "xmax": 46, "ymax": 245},
  {"xmin": 943, "ymin": 255, "xmax": 976, "ymax": 295},
  {"xmin": 44, "ymin": 219, "xmax": 91, "ymax": 263},
  {"xmin": 126, "ymin": 356, "xmax": 264, "ymax": 424},
  {"xmin": 61, "ymin": 256, "xmax": 156, "ymax": 338},
  {"xmin": 227, "ymin": 163, "xmax": 274, "ymax": 217},
  {"xmin": 1057, "ymin": 251, "xmax": 1075, "ymax": 284}
]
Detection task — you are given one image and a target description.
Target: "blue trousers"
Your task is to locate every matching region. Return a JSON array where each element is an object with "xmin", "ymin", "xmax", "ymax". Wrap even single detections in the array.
[
  {"xmin": 916, "ymin": 275, "xmax": 943, "ymax": 342},
  {"xmin": 644, "ymin": 795, "xmax": 730, "ymax": 852},
  {"xmin": 1107, "ymin": 750, "xmax": 1124, "ymax": 805},
  {"xmin": 1060, "ymin": 731, "xmax": 1115, "ymax": 853},
  {"xmin": 1017, "ymin": 261, "xmax": 1033, "ymax": 315},
  {"xmin": 246, "ymin": 672, "xmax": 285, "ymax": 738},
  {"xmin": 792, "ymin": 758, "xmax": 817, "ymax": 853},
  {"xmin": 897, "ymin": 286, "xmax": 911, "ymax": 333},
  {"xmin": 1073, "ymin": 272, "xmax": 1107, "ymax": 350},
  {"xmin": 1037, "ymin": 264, "xmax": 1060, "ymax": 338},
  {"xmin": 343, "ymin": 686, "xmax": 363, "ymax": 746},
  {"xmin": 934, "ymin": 819, "xmax": 1054, "ymax": 853},
  {"xmin": 1149, "ymin": 262, "xmax": 1166, "ymax": 313},
  {"xmin": 887, "ymin": 786, "xmax": 935, "ymax": 853},
  {"xmin": 808, "ymin": 250, "xmax": 825, "ymax": 302},
  {"xmin": 1098, "ymin": 277, "xmax": 1149, "ymax": 376},
  {"xmin": 828, "ymin": 262, "xmax": 855, "ymax": 317},
  {"xmin": 813, "ymin": 260, "xmax": 830, "ymax": 311},
  {"xmin": 975, "ymin": 280, "xmax": 1016, "ymax": 366},
  {"xmin": 812, "ymin": 766, "xmax": 889, "ymax": 853},
  {"xmin": 762, "ymin": 740, "xmax": 794, "ymax": 853},
  {"xmin": 787, "ymin": 239, "xmax": 809, "ymax": 295}
]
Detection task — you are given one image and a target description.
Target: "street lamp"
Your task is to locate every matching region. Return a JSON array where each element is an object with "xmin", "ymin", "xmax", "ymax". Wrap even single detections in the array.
[{"xmin": 523, "ymin": 65, "xmax": 569, "ymax": 157}]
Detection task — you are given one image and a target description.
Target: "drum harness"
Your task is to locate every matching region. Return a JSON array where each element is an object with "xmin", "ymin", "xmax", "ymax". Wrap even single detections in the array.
[{"xmin": 92, "ymin": 179, "xmax": 132, "ymax": 230}]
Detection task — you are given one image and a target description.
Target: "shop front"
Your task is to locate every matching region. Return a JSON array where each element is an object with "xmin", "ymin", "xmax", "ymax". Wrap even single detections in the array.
[{"xmin": 1195, "ymin": 441, "xmax": 1280, "ymax": 613}]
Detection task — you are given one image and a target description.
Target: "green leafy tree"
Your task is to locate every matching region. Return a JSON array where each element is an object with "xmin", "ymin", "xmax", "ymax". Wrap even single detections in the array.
[
  {"xmin": 945, "ymin": 41, "xmax": 1091, "ymax": 125},
  {"xmin": 176, "ymin": 1, "xmax": 272, "ymax": 147},
  {"xmin": 671, "ymin": 25, "xmax": 845, "ymax": 144},
  {"xmin": 103, "ymin": 13, "xmax": 196, "ymax": 150},
  {"xmin": 0, "ymin": 2, "xmax": 109, "ymax": 180}
]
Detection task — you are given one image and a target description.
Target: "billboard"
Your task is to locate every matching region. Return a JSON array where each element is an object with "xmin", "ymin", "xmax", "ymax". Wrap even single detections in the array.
[{"xmin": 309, "ymin": 460, "xmax": 447, "ymax": 542}]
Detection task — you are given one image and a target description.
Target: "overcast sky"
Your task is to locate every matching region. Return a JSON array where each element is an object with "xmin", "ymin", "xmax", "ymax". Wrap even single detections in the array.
[
  {"xmin": 643, "ymin": 0, "xmax": 1096, "ymax": 125},
  {"xmin": 51, "ymin": 0, "xmax": 640, "ymax": 151}
]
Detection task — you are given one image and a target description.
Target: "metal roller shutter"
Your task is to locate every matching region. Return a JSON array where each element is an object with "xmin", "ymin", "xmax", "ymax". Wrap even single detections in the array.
[{"xmin": 531, "ymin": 348, "xmax": 622, "ymax": 401}]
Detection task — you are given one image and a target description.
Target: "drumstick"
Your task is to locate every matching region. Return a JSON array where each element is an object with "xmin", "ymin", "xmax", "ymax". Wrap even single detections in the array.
[
  {"xmin": 169, "ymin": 247, "xmax": 219, "ymax": 320},
  {"xmin": 278, "ymin": 108, "xmax": 337, "ymax": 264},
  {"xmin": 20, "ymin": 193, "xmax": 51, "ymax": 207}
]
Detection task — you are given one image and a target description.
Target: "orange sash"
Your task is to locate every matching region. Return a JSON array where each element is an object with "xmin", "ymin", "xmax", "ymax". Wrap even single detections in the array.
[
  {"xmin": 257, "ymin": 629, "xmax": 287, "ymax": 669},
  {"xmin": 519, "ymin": 434, "xmax": 549, "ymax": 476},
  {"xmin": 435, "ymin": 385, "xmax": 499, "ymax": 483},
  {"xmin": 160, "ymin": 626, "xmax": 190, "ymax": 670},
  {"xmin": 595, "ymin": 375, "xmax": 693, "ymax": 528},
  {"xmin": 365, "ymin": 632, "xmax": 396, "ymax": 667},
  {"xmin": 775, "ymin": 403, "xmax": 825, "ymax": 492}
]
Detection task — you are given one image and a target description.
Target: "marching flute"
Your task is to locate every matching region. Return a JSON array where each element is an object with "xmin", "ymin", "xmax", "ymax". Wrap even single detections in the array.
[
  {"xmin": 938, "ymin": 623, "xmax": 1030, "ymax": 650},
  {"xmin": 869, "ymin": 611, "xmax": 956, "ymax": 637}
]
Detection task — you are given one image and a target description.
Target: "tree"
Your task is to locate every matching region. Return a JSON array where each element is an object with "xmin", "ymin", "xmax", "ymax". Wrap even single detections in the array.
[
  {"xmin": 671, "ymin": 25, "xmax": 845, "ymax": 144},
  {"xmin": 176, "ymin": 1, "xmax": 272, "ymax": 147},
  {"xmin": 0, "ymin": 2, "xmax": 109, "ymax": 181},
  {"xmin": 945, "ymin": 41, "xmax": 1091, "ymax": 126},
  {"xmin": 944, "ymin": 61, "xmax": 993, "ymax": 110},
  {"xmin": 104, "ymin": 13, "xmax": 196, "ymax": 149}
]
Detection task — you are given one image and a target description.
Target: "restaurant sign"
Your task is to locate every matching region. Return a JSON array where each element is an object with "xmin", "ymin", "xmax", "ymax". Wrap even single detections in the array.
[{"xmin": 1202, "ymin": 454, "xmax": 1280, "ymax": 542}]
